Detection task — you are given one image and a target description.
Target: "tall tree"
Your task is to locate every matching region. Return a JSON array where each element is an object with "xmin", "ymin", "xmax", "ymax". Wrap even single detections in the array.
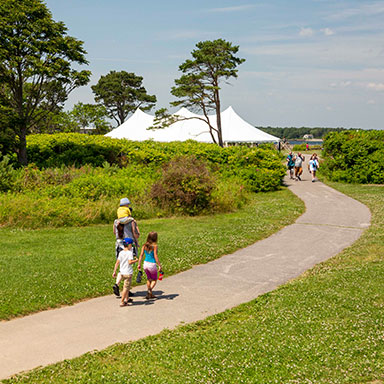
[
  {"xmin": 0, "ymin": 0, "xmax": 91, "ymax": 165},
  {"xmin": 91, "ymin": 71, "xmax": 157, "ymax": 126},
  {"xmin": 155, "ymin": 39, "xmax": 245, "ymax": 147}
]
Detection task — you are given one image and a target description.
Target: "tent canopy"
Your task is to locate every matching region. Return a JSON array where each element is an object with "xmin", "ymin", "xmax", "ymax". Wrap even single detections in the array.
[{"xmin": 105, "ymin": 106, "xmax": 280, "ymax": 143}]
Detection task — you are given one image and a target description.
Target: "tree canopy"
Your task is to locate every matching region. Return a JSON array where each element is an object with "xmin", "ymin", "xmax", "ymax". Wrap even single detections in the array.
[
  {"xmin": 91, "ymin": 71, "xmax": 157, "ymax": 126},
  {"xmin": 70, "ymin": 102, "xmax": 110, "ymax": 135},
  {"xmin": 159, "ymin": 39, "xmax": 245, "ymax": 147},
  {"xmin": 0, "ymin": 0, "xmax": 91, "ymax": 164}
]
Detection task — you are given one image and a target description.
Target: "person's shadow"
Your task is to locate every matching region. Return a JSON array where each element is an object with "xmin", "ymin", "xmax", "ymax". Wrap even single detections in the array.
[{"xmin": 131, "ymin": 290, "xmax": 179, "ymax": 306}]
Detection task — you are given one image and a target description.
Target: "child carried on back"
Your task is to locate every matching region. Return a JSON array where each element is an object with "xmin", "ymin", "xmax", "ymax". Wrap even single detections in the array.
[{"xmin": 112, "ymin": 197, "xmax": 140, "ymax": 298}]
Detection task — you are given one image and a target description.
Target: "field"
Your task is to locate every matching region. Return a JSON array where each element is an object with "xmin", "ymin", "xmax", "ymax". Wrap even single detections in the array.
[
  {"xmin": 4, "ymin": 183, "xmax": 384, "ymax": 383},
  {"xmin": 0, "ymin": 189, "xmax": 303, "ymax": 320}
]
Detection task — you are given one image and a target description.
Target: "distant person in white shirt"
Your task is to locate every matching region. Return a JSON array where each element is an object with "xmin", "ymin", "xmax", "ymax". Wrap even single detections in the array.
[
  {"xmin": 112, "ymin": 238, "xmax": 138, "ymax": 307},
  {"xmin": 294, "ymin": 152, "xmax": 305, "ymax": 181},
  {"xmin": 308, "ymin": 153, "xmax": 320, "ymax": 182}
]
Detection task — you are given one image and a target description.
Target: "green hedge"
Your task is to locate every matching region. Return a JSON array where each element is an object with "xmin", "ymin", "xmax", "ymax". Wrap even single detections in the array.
[
  {"xmin": 321, "ymin": 130, "xmax": 384, "ymax": 184},
  {"xmin": 26, "ymin": 133, "xmax": 281, "ymax": 169},
  {"xmin": 26, "ymin": 134, "xmax": 286, "ymax": 193}
]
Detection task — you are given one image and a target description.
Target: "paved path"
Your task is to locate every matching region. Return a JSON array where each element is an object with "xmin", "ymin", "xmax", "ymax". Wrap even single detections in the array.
[{"xmin": 0, "ymin": 169, "xmax": 371, "ymax": 380}]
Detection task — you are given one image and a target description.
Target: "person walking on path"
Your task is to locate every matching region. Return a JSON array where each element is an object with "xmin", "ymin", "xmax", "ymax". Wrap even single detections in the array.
[
  {"xmin": 308, "ymin": 153, "xmax": 320, "ymax": 182},
  {"xmin": 112, "ymin": 238, "xmax": 138, "ymax": 307},
  {"xmin": 294, "ymin": 152, "xmax": 305, "ymax": 181},
  {"xmin": 113, "ymin": 198, "xmax": 140, "ymax": 298},
  {"xmin": 138, "ymin": 231, "xmax": 162, "ymax": 300},
  {"xmin": 286, "ymin": 151, "xmax": 295, "ymax": 179}
]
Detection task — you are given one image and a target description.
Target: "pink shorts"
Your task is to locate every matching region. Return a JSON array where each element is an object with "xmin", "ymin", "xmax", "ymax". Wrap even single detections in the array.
[{"xmin": 144, "ymin": 261, "xmax": 158, "ymax": 281}]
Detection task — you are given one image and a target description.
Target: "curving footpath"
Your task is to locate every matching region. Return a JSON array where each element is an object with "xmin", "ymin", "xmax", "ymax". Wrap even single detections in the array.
[{"xmin": 0, "ymin": 169, "xmax": 371, "ymax": 380}]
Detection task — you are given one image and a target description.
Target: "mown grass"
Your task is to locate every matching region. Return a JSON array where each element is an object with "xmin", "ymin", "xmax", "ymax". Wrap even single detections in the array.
[
  {"xmin": 0, "ymin": 188, "xmax": 303, "ymax": 320},
  {"xmin": 5, "ymin": 182, "xmax": 383, "ymax": 384}
]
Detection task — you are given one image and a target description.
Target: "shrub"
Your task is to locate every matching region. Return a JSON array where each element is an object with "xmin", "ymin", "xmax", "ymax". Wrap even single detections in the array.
[
  {"xmin": 321, "ymin": 130, "xmax": 384, "ymax": 184},
  {"xmin": 151, "ymin": 156, "xmax": 216, "ymax": 215},
  {"xmin": 27, "ymin": 133, "xmax": 123, "ymax": 167},
  {"xmin": 0, "ymin": 156, "xmax": 18, "ymax": 192},
  {"xmin": 240, "ymin": 167, "xmax": 284, "ymax": 192}
]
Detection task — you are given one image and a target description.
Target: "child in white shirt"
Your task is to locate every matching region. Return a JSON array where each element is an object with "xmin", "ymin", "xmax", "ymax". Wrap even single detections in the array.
[{"xmin": 112, "ymin": 238, "xmax": 138, "ymax": 307}]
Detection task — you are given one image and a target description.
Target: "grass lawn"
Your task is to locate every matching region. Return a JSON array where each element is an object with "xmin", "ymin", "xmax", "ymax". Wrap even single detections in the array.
[
  {"xmin": 5, "ymin": 182, "xmax": 383, "ymax": 384},
  {"xmin": 0, "ymin": 188, "xmax": 303, "ymax": 320}
]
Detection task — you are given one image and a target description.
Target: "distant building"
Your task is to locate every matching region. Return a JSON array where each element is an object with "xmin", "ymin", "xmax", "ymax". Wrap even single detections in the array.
[
  {"xmin": 303, "ymin": 134, "xmax": 314, "ymax": 140},
  {"xmin": 79, "ymin": 126, "xmax": 96, "ymax": 134}
]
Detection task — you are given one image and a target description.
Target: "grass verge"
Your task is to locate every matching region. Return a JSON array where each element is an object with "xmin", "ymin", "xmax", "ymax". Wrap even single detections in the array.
[
  {"xmin": 5, "ymin": 182, "xmax": 383, "ymax": 383},
  {"xmin": 0, "ymin": 188, "xmax": 303, "ymax": 320}
]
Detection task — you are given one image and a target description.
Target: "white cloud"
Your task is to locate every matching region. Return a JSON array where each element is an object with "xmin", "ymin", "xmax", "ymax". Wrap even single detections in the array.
[
  {"xmin": 321, "ymin": 28, "xmax": 334, "ymax": 36},
  {"xmin": 242, "ymin": 34, "xmax": 384, "ymax": 70},
  {"xmin": 367, "ymin": 82, "xmax": 384, "ymax": 91},
  {"xmin": 327, "ymin": 2, "xmax": 384, "ymax": 20},
  {"xmin": 367, "ymin": 99, "xmax": 376, "ymax": 104},
  {"xmin": 329, "ymin": 81, "xmax": 352, "ymax": 88},
  {"xmin": 299, "ymin": 27, "xmax": 314, "ymax": 37},
  {"xmin": 207, "ymin": 4, "xmax": 257, "ymax": 13}
]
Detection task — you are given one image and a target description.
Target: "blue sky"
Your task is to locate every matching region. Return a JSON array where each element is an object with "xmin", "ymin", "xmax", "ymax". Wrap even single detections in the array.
[{"xmin": 45, "ymin": 0, "xmax": 384, "ymax": 129}]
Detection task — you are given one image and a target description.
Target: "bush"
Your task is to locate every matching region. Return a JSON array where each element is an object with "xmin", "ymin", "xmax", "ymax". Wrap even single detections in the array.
[
  {"xmin": 27, "ymin": 133, "xmax": 123, "ymax": 167},
  {"xmin": 0, "ymin": 156, "xmax": 18, "ymax": 192},
  {"xmin": 321, "ymin": 130, "xmax": 384, "ymax": 184},
  {"xmin": 151, "ymin": 156, "xmax": 216, "ymax": 215}
]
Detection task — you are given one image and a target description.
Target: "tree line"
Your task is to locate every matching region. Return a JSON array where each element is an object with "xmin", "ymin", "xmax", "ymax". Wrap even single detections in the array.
[
  {"xmin": 1, "ymin": 0, "xmax": 359, "ymax": 166},
  {"xmin": 257, "ymin": 127, "xmax": 348, "ymax": 140},
  {"xmin": 1, "ymin": 0, "xmax": 249, "ymax": 165}
]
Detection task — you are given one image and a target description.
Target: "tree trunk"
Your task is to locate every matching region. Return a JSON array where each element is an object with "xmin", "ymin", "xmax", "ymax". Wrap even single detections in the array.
[
  {"xmin": 17, "ymin": 126, "xmax": 28, "ymax": 165},
  {"xmin": 215, "ymin": 91, "xmax": 224, "ymax": 147}
]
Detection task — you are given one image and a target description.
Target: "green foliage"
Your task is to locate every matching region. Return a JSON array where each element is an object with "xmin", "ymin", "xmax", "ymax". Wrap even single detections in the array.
[
  {"xmin": 0, "ymin": 135, "xmax": 287, "ymax": 228},
  {"xmin": 321, "ymin": 130, "xmax": 384, "ymax": 184},
  {"xmin": 91, "ymin": 71, "xmax": 156, "ymax": 126},
  {"xmin": 0, "ymin": 0, "xmax": 91, "ymax": 165},
  {"xmin": 0, "ymin": 96, "xmax": 18, "ymax": 156},
  {"xmin": 0, "ymin": 163, "xmax": 156, "ymax": 228},
  {"xmin": 225, "ymin": 147, "xmax": 286, "ymax": 192},
  {"xmin": 69, "ymin": 102, "xmax": 110, "ymax": 134},
  {"xmin": 151, "ymin": 156, "xmax": 216, "ymax": 215},
  {"xmin": 30, "ymin": 110, "xmax": 79, "ymax": 134},
  {"xmin": 27, "ymin": 133, "xmax": 123, "ymax": 167},
  {"xmin": 0, "ymin": 155, "xmax": 17, "ymax": 192}
]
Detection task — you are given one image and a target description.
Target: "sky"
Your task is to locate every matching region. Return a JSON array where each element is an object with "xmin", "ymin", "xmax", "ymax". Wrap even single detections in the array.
[{"xmin": 44, "ymin": 0, "xmax": 384, "ymax": 129}]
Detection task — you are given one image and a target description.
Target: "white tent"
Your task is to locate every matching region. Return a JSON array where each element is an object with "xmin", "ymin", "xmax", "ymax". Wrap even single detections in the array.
[
  {"xmin": 105, "ymin": 106, "xmax": 280, "ymax": 143},
  {"xmin": 105, "ymin": 108, "xmax": 155, "ymax": 140},
  {"xmin": 220, "ymin": 106, "xmax": 279, "ymax": 143}
]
